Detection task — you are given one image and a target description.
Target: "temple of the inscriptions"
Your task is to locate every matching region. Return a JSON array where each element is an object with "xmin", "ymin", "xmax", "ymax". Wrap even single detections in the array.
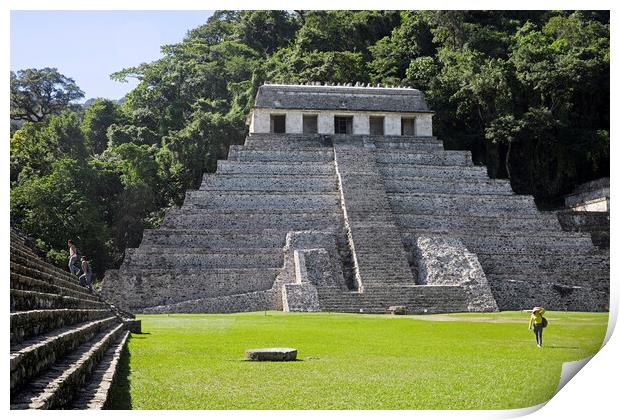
[{"xmin": 101, "ymin": 83, "xmax": 609, "ymax": 314}]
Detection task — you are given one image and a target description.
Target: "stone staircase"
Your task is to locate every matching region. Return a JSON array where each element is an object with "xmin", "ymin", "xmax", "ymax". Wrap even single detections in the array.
[
  {"xmin": 103, "ymin": 133, "xmax": 350, "ymax": 313},
  {"xmin": 10, "ymin": 229, "xmax": 133, "ymax": 410},
  {"xmin": 101, "ymin": 132, "xmax": 609, "ymax": 314},
  {"xmin": 375, "ymin": 136, "xmax": 609, "ymax": 311}
]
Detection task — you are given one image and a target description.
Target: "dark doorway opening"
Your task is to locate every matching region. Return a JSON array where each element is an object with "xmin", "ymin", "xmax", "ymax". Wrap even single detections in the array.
[
  {"xmin": 334, "ymin": 116, "xmax": 353, "ymax": 134},
  {"xmin": 271, "ymin": 114, "xmax": 286, "ymax": 133}
]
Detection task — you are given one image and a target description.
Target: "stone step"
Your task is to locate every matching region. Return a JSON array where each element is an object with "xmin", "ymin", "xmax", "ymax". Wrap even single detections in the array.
[
  {"xmin": 10, "ymin": 236, "xmax": 44, "ymax": 257},
  {"xmin": 200, "ymin": 174, "xmax": 338, "ymax": 192},
  {"xmin": 10, "ymin": 272, "xmax": 96, "ymax": 301},
  {"xmin": 486, "ymin": 271, "xmax": 609, "ymax": 291},
  {"xmin": 395, "ymin": 213, "xmax": 562, "ymax": 232},
  {"xmin": 70, "ymin": 330, "xmax": 130, "ymax": 409},
  {"xmin": 10, "ymin": 247, "xmax": 79, "ymax": 285},
  {"xmin": 102, "ymin": 268, "xmax": 279, "ymax": 311},
  {"xmin": 141, "ymin": 228, "xmax": 289, "ymax": 249},
  {"xmin": 477, "ymin": 252, "xmax": 609, "ymax": 272},
  {"xmin": 216, "ymin": 161, "xmax": 335, "ymax": 175},
  {"xmin": 10, "ymin": 309, "xmax": 114, "ymax": 345},
  {"xmin": 388, "ymin": 193, "xmax": 538, "ymax": 215},
  {"xmin": 10, "ymin": 323, "xmax": 125, "ymax": 409},
  {"xmin": 10, "ymin": 289, "xmax": 108, "ymax": 312},
  {"xmin": 140, "ymin": 288, "xmax": 278, "ymax": 314},
  {"xmin": 373, "ymin": 140, "xmax": 444, "ymax": 151},
  {"xmin": 246, "ymin": 132, "xmax": 333, "ymax": 144},
  {"xmin": 315, "ymin": 285, "xmax": 470, "ymax": 313},
  {"xmin": 400, "ymin": 231, "xmax": 596, "ymax": 254},
  {"xmin": 11, "ymin": 260, "xmax": 89, "ymax": 295},
  {"xmin": 10, "ymin": 317, "xmax": 118, "ymax": 396},
  {"xmin": 378, "ymin": 163, "xmax": 488, "ymax": 179},
  {"xmin": 162, "ymin": 209, "xmax": 343, "ymax": 230},
  {"xmin": 124, "ymin": 248, "xmax": 283, "ymax": 269},
  {"xmin": 487, "ymin": 275, "xmax": 609, "ymax": 311},
  {"xmin": 375, "ymin": 150, "xmax": 472, "ymax": 166},
  {"xmin": 384, "ymin": 177, "xmax": 514, "ymax": 195},
  {"xmin": 228, "ymin": 146, "xmax": 334, "ymax": 162},
  {"xmin": 183, "ymin": 191, "xmax": 340, "ymax": 210}
]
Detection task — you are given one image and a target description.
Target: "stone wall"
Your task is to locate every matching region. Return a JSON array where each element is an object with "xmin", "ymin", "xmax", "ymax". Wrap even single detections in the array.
[
  {"xmin": 250, "ymin": 108, "xmax": 434, "ymax": 136},
  {"xmin": 564, "ymin": 178, "xmax": 609, "ymax": 212}
]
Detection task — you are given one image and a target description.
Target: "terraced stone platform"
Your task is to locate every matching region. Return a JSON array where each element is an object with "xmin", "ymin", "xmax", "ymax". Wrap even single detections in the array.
[
  {"xmin": 101, "ymin": 131, "xmax": 609, "ymax": 314},
  {"xmin": 10, "ymin": 229, "xmax": 135, "ymax": 410}
]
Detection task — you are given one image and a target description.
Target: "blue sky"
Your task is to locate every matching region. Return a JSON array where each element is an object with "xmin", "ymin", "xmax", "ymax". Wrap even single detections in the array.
[{"xmin": 10, "ymin": 10, "xmax": 214, "ymax": 101}]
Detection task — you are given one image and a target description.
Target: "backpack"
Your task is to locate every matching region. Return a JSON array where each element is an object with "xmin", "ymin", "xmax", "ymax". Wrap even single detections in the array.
[{"xmin": 541, "ymin": 317, "xmax": 548, "ymax": 328}]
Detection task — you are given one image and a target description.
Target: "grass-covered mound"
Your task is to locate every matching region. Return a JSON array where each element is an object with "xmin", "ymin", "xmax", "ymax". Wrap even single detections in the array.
[{"xmin": 109, "ymin": 311, "xmax": 607, "ymax": 409}]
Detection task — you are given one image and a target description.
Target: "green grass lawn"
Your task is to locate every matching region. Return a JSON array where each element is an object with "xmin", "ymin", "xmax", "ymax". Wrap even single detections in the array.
[{"xmin": 108, "ymin": 311, "xmax": 608, "ymax": 410}]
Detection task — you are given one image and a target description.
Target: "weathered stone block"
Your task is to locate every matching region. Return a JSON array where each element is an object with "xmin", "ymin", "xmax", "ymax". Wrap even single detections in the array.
[{"xmin": 245, "ymin": 348, "xmax": 297, "ymax": 361}]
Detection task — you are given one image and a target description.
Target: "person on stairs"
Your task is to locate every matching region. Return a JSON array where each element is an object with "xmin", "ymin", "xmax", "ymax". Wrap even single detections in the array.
[
  {"xmin": 79, "ymin": 256, "xmax": 93, "ymax": 291},
  {"xmin": 528, "ymin": 306, "xmax": 546, "ymax": 348},
  {"xmin": 67, "ymin": 239, "xmax": 79, "ymax": 276}
]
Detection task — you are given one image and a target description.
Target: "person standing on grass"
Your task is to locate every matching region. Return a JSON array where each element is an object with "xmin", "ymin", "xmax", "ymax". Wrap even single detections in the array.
[
  {"xmin": 528, "ymin": 306, "xmax": 546, "ymax": 348},
  {"xmin": 79, "ymin": 256, "xmax": 93, "ymax": 291},
  {"xmin": 67, "ymin": 239, "xmax": 79, "ymax": 275}
]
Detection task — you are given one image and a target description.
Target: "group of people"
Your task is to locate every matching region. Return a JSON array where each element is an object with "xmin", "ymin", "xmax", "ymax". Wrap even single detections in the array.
[{"xmin": 67, "ymin": 239, "xmax": 93, "ymax": 291}]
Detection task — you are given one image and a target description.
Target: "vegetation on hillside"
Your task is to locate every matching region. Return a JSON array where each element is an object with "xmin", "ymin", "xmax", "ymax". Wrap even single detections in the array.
[{"xmin": 10, "ymin": 11, "xmax": 610, "ymax": 277}]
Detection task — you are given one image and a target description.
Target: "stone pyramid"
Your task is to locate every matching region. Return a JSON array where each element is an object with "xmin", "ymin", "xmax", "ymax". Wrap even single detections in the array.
[{"xmin": 101, "ymin": 85, "xmax": 609, "ymax": 314}]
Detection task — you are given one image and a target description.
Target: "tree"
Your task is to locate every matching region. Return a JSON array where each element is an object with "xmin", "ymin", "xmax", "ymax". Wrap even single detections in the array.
[
  {"xmin": 11, "ymin": 68, "xmax": 84, "ymax": 122},
  {"xmin": 81, "ymin": 99, "xmax": 124, "ymax": 155},
  {"xmin": 235, "ymin": 11, "xmax": 299, "ymax": 54}
]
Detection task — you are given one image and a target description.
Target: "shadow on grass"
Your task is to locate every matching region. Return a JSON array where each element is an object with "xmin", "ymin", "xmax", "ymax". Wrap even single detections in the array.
[{"xmin": 106, "ymin": 335, "xmax": 134, "ymax": 409}]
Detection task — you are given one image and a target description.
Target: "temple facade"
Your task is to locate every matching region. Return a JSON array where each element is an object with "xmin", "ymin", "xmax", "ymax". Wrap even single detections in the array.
[{"xmin": 248, "ymin": 83, "xmax": 433, "ymax": 136}]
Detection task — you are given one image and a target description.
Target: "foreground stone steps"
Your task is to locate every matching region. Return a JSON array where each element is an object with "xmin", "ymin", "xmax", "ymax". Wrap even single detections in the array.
[
  {"xmin": 10, "ymin": 246, "xmax": 79, "ymax": 285},
  {"xmin": 163, "ymin": 209, "xmax": 343, "ymax": 230},
  {"xmin": 378, "ymin": 163, "xmax": 489, "ymax": 180},
  {"xmin": 123, "ymin": 248, "xmax": 283, "ymax": 269},
  {"xmin": 70, "ymin": 330, "xmax": 130, "ymax": 409},
  {"xmin": 10, "ymin": 257, "xmax": 79, "ymax": 288},
  {"xmin": 388, "ymin": 192, "xmax": 538, "ymax": 215},
  {"xmin": 183, "ymin": 191, "xmax": 340, "ymax": 210},
  {"xmin": 10, "ymin": 289, "xmax": 109, "ymax": 312},
  {"xmin": 11, "ymin": 309, "xmax": 115, "ymax": 345},
  {"xmin": 200, "ymin": 174, "xmax": 338, "ymax": 192},
  {"xmin": 10, "ymin": 317, "xmax": 118, "ymax": 395},
  {"xmin": 10, "ymin": 323, "xmax": 125, "ymax": 409},
  {"xmin": 216, "ymin": 160, "xmax": 335, "ymax": 175},
  {"xmin": 104, "ymin": 268, "xmax": 279, "ymax": 311},
  {"xmin": 11, "ymin": 272, "xmax": 96, "ymax": 301},
  {"xmin": 11, "ymin": 228, "xmax": 134, "ymax": 411},
  {"xmin": 140, "ymin": 228, "xmax": 289, "ymax": 249}
]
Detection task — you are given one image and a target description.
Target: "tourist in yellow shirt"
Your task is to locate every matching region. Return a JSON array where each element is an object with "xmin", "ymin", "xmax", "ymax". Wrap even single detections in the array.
[{"xmin": 528, "ymin": 306, "xmax": 546, "ymax": 348}]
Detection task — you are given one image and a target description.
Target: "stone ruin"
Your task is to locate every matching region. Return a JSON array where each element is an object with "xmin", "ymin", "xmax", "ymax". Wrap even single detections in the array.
[
  {"xmin": 101, "ymin": 83, "xmax": 609, "ymax": 314},
  {"xmin": 10, "ymin": 228, "xmax": 138, "ymax": 409}
]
